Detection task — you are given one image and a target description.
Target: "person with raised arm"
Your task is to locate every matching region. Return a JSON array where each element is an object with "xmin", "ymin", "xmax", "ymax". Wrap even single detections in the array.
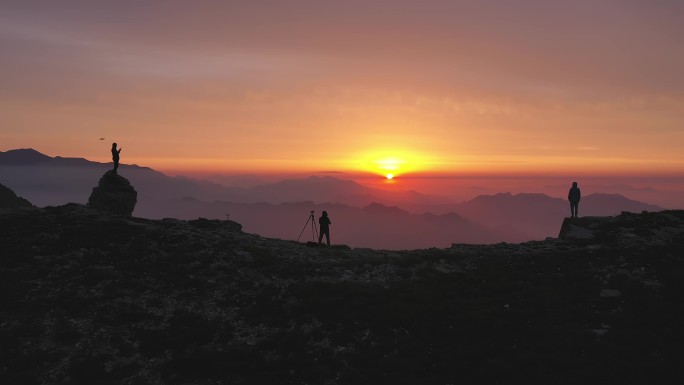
[{"xmin": 112, "ymin": 143, "xmax": 122, "ymax": 173}]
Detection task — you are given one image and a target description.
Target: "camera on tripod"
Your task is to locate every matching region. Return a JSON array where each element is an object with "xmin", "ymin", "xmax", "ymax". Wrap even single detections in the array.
[{"xmin": 297, "ymin": 210, "xmax": 319, "ymax": 243}]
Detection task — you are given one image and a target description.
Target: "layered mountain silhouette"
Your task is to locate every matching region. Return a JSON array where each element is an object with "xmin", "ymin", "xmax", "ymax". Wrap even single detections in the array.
[
  {"xmin": 0, "ymin": 148, "xmax": 53, "ymax": 164},
  {"xmin": 0, "ymin": 148, "xmax": 665, "ymax": 248},
  {"xmin": 237, "ymin": 176, "xmax": 454, "ymax": 206},
  {"xmin": 0, "ymin": 149, "xmax": 445, "ymax": 208},
  {"xmin": 0, "ymin": 149, "xmax": 227, "ymax": 208},
  {"xmin": 450, "ymin": 192, "xmax": 662, "ymax": 240},
  {"xmin": 146, "ymin": 199, "xmax": 515, "ymax": 249}
]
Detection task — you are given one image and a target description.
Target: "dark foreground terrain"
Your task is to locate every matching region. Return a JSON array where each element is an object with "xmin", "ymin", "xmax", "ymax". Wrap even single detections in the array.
[{"xmin": 2, "ymin": 205, "xmax": 684, "ymax": 384}]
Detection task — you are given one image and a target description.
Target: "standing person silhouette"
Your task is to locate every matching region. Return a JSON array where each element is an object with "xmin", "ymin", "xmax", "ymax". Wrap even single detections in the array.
[
  {"xmin": 568, "ymin": 181, "xmax": 581, "ymax": 218},
  {"xmin": 112, "ymin": 143, "xmax": 122, "ymax": 173},
  {"xmin": 318, "ymin": 210, "xmax": 331, "ymax": 246}
]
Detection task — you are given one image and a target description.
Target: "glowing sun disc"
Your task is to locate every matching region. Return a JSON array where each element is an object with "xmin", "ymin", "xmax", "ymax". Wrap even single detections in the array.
[{"xmin": 386, "ymin": 173, "xmax": 394, "ymax": 180}]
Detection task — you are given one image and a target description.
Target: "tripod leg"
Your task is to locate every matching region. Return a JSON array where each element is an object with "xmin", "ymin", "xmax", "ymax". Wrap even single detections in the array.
[
  {"xmin": 297, "ymin": 216, "xmax": 312, "ymax": 242},
  {"xmin": 311, "ymin": 215, "xmax": 316, "ymax": 242}
]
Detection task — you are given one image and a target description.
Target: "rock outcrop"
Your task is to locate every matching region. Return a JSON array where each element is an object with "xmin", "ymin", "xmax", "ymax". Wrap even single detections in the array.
[
  {"xmin": 558, "ymin": 216, "xmax": 605, "ymax": 241},
  {"xmin": 559, "ymin": 211, "xmax": 684, "ymax": 247},
  {"xmin": 0, "ymin": 182, "xmax": 33, "ymax": 208},
  {"xmin": 88, "ymin": 170, "xmax": 137, "ymax": 215}
]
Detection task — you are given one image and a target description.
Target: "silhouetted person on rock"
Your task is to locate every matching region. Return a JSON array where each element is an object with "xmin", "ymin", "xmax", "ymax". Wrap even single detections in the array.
[
  {"xmin": 568, "ymin": 181, "xmax": 581, "ymax": 218},
  {"xmin": 112, "ymin": 143, "xmax": 122, "ymax": 173},
  {"xmin": 318, "ymin": 210, "xmax": 331, "ymax": 245}
]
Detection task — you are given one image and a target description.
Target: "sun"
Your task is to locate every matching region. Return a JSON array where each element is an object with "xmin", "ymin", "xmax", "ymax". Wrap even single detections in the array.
[{"xmin": 347, "ymin": 147, "xmax": 435, "ymax": 178}]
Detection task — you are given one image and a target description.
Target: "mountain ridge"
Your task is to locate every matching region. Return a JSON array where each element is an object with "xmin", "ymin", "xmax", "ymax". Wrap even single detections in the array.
[{"xmin": 0, "ymin": 148, "xmax": 665, "ymax": 247}]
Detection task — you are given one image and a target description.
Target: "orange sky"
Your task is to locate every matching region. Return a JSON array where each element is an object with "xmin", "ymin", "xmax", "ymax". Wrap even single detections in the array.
[{"xmin": 2, "ymin": 1, "xmax": 684, "ymax": 178}]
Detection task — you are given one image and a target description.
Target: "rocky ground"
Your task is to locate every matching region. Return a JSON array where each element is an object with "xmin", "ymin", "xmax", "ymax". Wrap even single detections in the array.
[{"xmin": 2, "ymin": 204, "xmax": 684, "ymax": 384}]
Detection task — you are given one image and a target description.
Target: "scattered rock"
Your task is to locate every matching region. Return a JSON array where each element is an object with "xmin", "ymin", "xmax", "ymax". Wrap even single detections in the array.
[
  {"xmin": 88, "ymin": 170, "xmax": 137, "ymax": 216},
  {"xmin": 600, "ymin": 289, "xmax": 622, "ymax": 298}
]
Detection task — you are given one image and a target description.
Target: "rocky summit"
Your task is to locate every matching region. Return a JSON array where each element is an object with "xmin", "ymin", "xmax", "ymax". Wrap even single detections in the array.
[
  {"xmin": 88, "ymin": 170, "xmax": 138, "ymax": 216},
  {"xmin": 1, "ymin": 206, "xmax": 684, "ymax": 384},
  {"xmin": 0, "ymin": 182, "xmax": 32, "ymax": 209}
]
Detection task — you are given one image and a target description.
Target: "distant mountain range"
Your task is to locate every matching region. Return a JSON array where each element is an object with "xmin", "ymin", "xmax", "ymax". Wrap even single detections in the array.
[
  {"xmin": 0, "ymin": 148, "xmax": 228, "ymax": 207},
  {"xmin": 450, "ymin": 192, "xmax": 662, "ymax": 240},
  {"xmin": 0, "ymin": 149, "xmax": 449, "ymax": 208},
  {"xmin": 0, "ymin": 148, "xmax": 664, "ymax": 249},
  {"xmin": 138, "ymin": 199, "xmax": 521, "ymax": 249}
]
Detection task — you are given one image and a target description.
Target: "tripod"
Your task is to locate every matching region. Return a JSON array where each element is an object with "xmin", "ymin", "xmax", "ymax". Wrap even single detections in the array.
[{"xmin": 297, "ymin": 210, "xmax": 319, "ymax": 243}]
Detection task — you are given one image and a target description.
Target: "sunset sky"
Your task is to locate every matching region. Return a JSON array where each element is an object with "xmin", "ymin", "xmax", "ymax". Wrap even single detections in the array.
[{"xmin": 2, "ymin": 0, "xmax": 684, "ymax": 178}]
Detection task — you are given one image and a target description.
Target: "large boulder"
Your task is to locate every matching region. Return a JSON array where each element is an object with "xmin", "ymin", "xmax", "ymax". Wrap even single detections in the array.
[
  {"xmin": 88, "ymin": 171, "xmax": 137, "ymax": 216},
  {"xmin": 0, "ymin": 182, "xmax": 33, "ymax": 208}
]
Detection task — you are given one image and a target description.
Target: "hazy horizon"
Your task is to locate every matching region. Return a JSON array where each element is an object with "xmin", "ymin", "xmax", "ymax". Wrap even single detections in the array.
[
  {"xmin": 3, "ymin": 146, "xmax": 684, "ymax": 211},
  {"xmin": 0, "ymin": 146, "xmax": 679, "ymax": 249}
]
